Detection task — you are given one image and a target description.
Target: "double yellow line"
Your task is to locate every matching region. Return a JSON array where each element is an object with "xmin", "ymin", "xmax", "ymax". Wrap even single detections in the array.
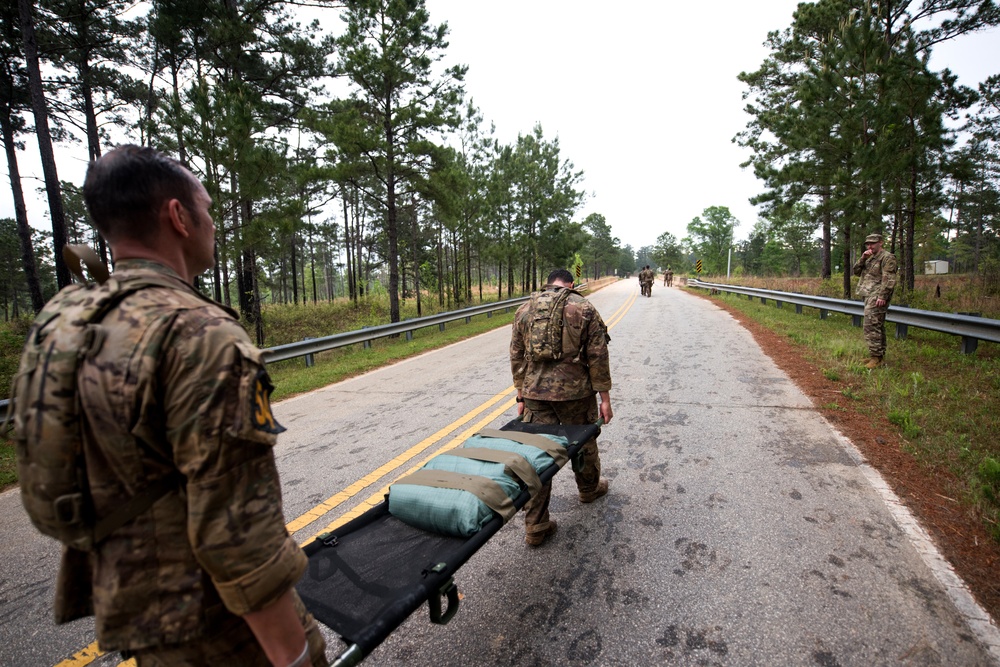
[{"xmin": 59, "ymin": 284, "xmax": 638, "ymax": 667}]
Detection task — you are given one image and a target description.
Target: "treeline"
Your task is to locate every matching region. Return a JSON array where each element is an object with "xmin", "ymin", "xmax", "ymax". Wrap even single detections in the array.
[
  {"xmin": 733, "ymin": 0, "xmax": 1000, "ymax": 296},
  {"xmin": 0, "ymin": 0, "xmax": 639, "ymax": 339},
  {"xmin": 646, "ymin": 2, "xmax": 1000, "ymax": 291}
]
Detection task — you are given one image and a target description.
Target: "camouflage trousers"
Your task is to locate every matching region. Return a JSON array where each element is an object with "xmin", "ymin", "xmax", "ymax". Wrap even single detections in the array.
[
  {"xmin": 521, "ymin": 396, "xmax": 602, "ymax": 536},
  {"xmin": 863, "ymin": 295, "xmax": 889, "ymax": 357},
  {"xmin": 131, "ymin": 593, "xmax": 327, "ymax": 667}
]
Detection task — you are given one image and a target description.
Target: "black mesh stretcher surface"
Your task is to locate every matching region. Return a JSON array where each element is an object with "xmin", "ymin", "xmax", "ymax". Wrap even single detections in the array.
[{"xmin": 296, "ymin": 419, "xmax": 602, "ymax": 667}]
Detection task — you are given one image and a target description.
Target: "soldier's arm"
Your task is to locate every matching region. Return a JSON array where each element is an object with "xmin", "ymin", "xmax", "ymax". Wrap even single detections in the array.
[
  {"xmin": 162, "ymin": 314, "xmax": 309, "ymax": 657},
  {"xmin": 583, "ymin": 306, "xmax": 612, "ymax": 395},
  {"xmin": 510, "ymin": 305, "xmax": 528, "ymax": 389},
  {"xmin": 880, "ymin": 255, "xmax": 898, "ymax": 300}
]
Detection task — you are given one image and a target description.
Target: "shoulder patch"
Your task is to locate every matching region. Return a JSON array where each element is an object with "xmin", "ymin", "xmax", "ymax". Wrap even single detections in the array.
[{"xmin": 251, "ymin": 369, "xmax": 285, "ymax": 434}]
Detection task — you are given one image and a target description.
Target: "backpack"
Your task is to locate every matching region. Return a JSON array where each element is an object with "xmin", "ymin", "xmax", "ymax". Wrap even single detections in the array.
[
  {"xmin": 9, "ymin": 246, "xmax": 182, "ymax": 551},
  {"xmin": 525, "ymin": 287, "xmax": 575, "ymax": 362}
]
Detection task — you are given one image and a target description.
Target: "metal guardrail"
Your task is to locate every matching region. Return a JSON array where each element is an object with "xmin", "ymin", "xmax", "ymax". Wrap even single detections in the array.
[
  {"xmin": 263, "ymin": 295, "xmax": 529, "ymax": 363},
  {"xmin": 688, "ymin": 279, "xmax": 1000, "ymax": 354}
]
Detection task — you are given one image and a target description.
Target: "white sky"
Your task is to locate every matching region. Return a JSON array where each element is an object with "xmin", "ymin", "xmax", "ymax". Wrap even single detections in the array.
[
  {"xmin": 423, "ymin": 0, "xmax": 1000, "ymax": 249},
  {"xmin": 4, "ymin": 1, "xmax": 999, "ymax": 252}
]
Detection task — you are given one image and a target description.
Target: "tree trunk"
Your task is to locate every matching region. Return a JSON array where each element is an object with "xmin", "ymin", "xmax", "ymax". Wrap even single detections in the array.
[
  {"xmin": 2, "ymin": 111, "xmax": 44, "ymax": 311},
  {"xmin": 290, "ymin": 228, "xmax": 298, "ymax": 305},
  {"xmin": 19, "ymin": 0, "xmax": 71, "ymax": 288},
  {"xmin": 842, "ymin": 227, "xmax": 852, "ymax": 299},
  {"xmin": 821, "ymin": 186, "xmax": 832, "ymax": 280}
]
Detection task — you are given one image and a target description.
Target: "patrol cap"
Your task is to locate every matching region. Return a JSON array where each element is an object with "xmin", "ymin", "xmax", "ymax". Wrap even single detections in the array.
[{"xmin": 865, "ymin": 233, "xmax": 883, "ymax": 243}]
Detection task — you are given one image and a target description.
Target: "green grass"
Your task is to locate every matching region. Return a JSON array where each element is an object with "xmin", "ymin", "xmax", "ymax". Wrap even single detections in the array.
[{"xmin": 695, "ymin": 284, "xmax": 1000, "ymax": 542}]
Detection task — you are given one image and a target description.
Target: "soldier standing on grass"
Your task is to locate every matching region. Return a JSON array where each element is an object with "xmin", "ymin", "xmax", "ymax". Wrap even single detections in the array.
[
  {"xmin": 852, "ymin": 233, "xmax": 898, "ymax": 369},
  {"xmin": 510, "ymin": 269, "xmax": 613, "ymax": 547}
]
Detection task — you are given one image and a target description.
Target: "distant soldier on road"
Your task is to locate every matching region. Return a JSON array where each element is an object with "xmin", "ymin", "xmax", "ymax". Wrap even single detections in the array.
[
  {"xmin": 664, "ymin": 267, "xmax": 673, "ymax": 287},
  {"xmin": 852, "ymin": 233, "xmax": 898, "ymax": 369},
  {"xmin": 510, "ymin": 269, "xmax": 613, "ymax": 546},
  {"xmin": 639, "ymin": 265, "xmax": 653, "ymax": 297}
]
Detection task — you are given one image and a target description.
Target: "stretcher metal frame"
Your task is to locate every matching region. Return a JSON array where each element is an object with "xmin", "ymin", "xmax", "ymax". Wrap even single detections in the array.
[{"xmin": 296, "ymin": 418, "xmax": 602, "ymax": 666}]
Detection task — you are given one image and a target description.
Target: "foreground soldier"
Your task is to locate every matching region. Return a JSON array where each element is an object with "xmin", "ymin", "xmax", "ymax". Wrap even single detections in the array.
[
  {"xmin": 852, "ymin": 233, "xmax": 898, "ymax": 369},
  {"xmin": 19, "ymin": 146, "xmax": 326, "ymax": 666},
  {"xmin": 510, "ymin": 269, "xmax": 613, "ymax": 546}
]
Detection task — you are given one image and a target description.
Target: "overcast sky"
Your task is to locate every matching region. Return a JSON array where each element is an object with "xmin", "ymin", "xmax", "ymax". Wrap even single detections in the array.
[
  {"xmin": 422, "ymin": 0, "xmax": 1000, "ymax": 250},
  {"xmin": 4, "ymin": 1, "xmax": 999, "ymax": 253}
]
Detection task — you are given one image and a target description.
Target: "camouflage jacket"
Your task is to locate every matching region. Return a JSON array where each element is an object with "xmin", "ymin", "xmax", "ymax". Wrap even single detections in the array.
[
  {"xmin": 510, "ymin": 285, "xmax": 612, "ymax": 401},
  {"xmin": 638, "ymin": 269, "xmax": 653, "ymax": 284},
  {"xmin": 853, "ymin": 249, "xmax": 898, "ymax": 301},
  {"xmin": 62, "ymin": 260, "xmax": 305, "ymax": 651}
]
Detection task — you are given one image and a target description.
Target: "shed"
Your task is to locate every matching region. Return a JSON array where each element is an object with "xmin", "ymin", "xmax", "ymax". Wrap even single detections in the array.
[{"xmin": 924, "ymin": 260, "xmax": 949, "ymax": 275}]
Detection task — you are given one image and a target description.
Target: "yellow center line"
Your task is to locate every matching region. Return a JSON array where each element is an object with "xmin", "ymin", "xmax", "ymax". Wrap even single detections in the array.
[
  {"xmin": 306, "ymin": 396, "xmax": 519, "ymax": 543},
  {"xmin": 74, "ymin": 283, "xmax": 637, "ymax": 667},
  {"xmin": 285, "ymin": 389, "xmax": 513, "ymax": 534}
]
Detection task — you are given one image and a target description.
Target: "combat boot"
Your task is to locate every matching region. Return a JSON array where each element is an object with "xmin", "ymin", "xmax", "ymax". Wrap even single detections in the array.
[
  {"xmin": 579, "ymin": 478, "xmax": 609, "ymax": 503},
  {"xmin": 525, "ymin": 519, "xmax": 557, "ymax": 546},
  {"xmin": 864, "ymin": 356, "xmax": 884, "ymax": 369}
]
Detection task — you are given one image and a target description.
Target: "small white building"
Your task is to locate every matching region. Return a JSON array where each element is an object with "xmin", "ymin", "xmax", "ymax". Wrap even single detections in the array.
[{"xmin": 924, "ymin": 260, "xmax": 949, "ymax": 275}]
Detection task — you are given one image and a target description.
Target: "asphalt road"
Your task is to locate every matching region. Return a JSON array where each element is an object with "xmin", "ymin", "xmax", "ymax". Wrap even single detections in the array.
[{"xmin": 1, "ymin": 278, "xmax": 997, "ymax": 666}]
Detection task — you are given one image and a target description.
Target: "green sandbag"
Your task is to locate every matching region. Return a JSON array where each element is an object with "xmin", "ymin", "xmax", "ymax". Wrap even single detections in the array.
[
  {"xmin": 388, "ymin": 455, "xmax": 520, "ymax": 537},
  {"xmin": 387, "ymin": 432, "xmax": 570, "ymax": 537},
  {"xmin": 461, "ymin": 433, "xmax": 567, "ymax": 474}
]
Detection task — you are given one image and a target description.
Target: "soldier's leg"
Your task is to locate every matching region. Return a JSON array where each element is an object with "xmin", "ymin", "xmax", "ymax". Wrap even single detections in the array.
[
  {"xmin": 863, "ymin": 298, "xmax": 888, "ymax": 358},
  {"xmin": 520, "ymin": 400, "xmax": 559, "ymax": 540},
  {"xmin": 549, "ymin": 396, "xmax": 604, "ymax": 496}
]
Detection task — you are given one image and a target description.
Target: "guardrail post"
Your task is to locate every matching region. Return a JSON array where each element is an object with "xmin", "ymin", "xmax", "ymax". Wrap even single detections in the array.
[
  {"xmin": 795, "ymin": 304, "xmax": 803, "ymax": 314},
  {"xmin": 487, "ymin": 311, "xmax": 492, "ymax": 318},
  {"xmin": 406, "ymin": 330, "xmax": 413, "ymax": 341},
  {"xmin": 776, "ymin": 300, "xmax": 783, "ymax": 309},
  {"xmin": 747, "ymin": 295, "xmax": 753, "ymax": 301},
  {"xmin": 761, "ymin": 298, "xmax": 767, "ymax": 305},
  {"xmin": 852, "ymin": 315, "xmax": 862, "ymax": 327},
  {"xmin": 961, "ymin": 336, "xmax": 979, "ymax": 354},
  {"xmin": 439, "ymin": 322, "xmax": 446, "ymax": 332},
  {"xmin": 362, "ymin": 326, "xmax": 371, "ymax": 349},
  {"xmin": 303, "ymin": 337, "xmax": 315, "ymax": 367},
  {"xmin": 895, "ymin": 323, "xmax": 908, "ymax": 340},
  {"xmin": 820, "ymin": 309, "xmax": 828, "ymax": 320}
]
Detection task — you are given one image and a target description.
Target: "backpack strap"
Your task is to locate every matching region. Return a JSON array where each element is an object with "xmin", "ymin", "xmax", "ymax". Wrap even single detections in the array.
[{"xmin": 63, "ymin": 245, "xmax": 109, "ymax": 285}]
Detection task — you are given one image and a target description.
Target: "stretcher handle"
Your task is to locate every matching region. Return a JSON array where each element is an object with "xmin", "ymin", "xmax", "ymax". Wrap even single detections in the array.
[
  {"xmin": 428, "ymin": 578, "xmax": 460, "ymax": 625},
  {"xmin": 329, "ymin": 643, "xmax": 363, "ymax": 667}
]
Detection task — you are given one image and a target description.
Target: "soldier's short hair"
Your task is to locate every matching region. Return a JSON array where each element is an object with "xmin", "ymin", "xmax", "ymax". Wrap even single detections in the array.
[
  {"xmin": 83, "ymin": 145, "xmax": 198, "ymax": 244},
  {"xmin": 547, "ymin": 268, "xmax": 574, "ymax": 285}
]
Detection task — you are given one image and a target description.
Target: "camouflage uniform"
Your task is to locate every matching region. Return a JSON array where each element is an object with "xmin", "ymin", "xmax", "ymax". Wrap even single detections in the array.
[
  {"xmin": 852, "ymin": 246, "xmax": 898, "ymax": 359},
  {"xmin": 57, "ymin": 260, "xmax": 325, "ymax": 665},
  {"xmin": 510, "ymin": 285, "xmax": 612, "ymax": 538},
  {"xmin": 638, "ymin": 268, "xmax": 653, "ymax": 296}
]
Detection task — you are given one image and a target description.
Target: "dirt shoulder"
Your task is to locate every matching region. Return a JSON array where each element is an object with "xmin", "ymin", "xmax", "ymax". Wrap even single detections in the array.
[{"xmin": 700, "ymin": 292, "xmax": 1000, "ymax": 625}]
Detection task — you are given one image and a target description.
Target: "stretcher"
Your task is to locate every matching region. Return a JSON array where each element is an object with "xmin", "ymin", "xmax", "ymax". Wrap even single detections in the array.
[{"xmin": 295, "ymin": 418, "xmax": 602, "ymax": 666}]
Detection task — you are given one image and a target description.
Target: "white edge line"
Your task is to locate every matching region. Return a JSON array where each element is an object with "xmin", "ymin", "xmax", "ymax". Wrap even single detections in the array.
[{"xmin": 823, "ymin": 414, "xmax": 1000, "ymax": 663}]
